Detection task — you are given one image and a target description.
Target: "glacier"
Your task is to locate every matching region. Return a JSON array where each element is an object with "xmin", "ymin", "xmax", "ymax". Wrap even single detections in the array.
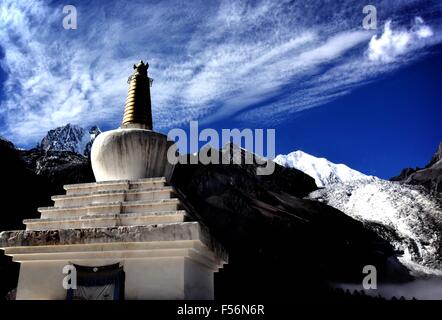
[{"xmin": 308, "ymin": 178, "xmax": 442, "ymax": 275}]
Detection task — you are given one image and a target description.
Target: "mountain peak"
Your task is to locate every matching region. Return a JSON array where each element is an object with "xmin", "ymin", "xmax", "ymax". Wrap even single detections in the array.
[
  {"xmin": 274, "ymin": 150, "xmax": 372, "ymax": 187},
  {"xmin": 37, "ymin": 124, "xmax": 101, "ymax": 156},
  {"xmin": 426, "ymin": 141, "xmax": 442, "ymax": 168}
]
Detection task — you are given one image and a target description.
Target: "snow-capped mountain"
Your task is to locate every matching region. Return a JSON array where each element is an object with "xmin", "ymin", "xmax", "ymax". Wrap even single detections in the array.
[
  {"xmin": 274, "ymin": 150, "xmax": 373, "ymax": 187},
  {"xmin": 37, "ymin": 124, "xmax": 101, "ymax": 156},
  {"xmin": 275, "ymin": 146, "xmax": 442, "ymax": 276},
  {"xmin": 83, "ymin": 126, "xmax": 102, "ymax": 157},
  {"xmin": 308, "ymin": 178, "xmax": 442, "ymax": 275}
]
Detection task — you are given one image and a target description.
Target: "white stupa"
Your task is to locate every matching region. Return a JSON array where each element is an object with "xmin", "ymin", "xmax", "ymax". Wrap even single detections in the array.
[{"xmin": 0, "ymin": 61, "xmax": 227, "ymax": 300}]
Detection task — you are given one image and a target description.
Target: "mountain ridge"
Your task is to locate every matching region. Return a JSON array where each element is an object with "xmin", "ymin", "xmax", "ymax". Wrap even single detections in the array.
[
  {"xmin": 391, "ymin": 142, "xmax": 442, "ymax": 196},
  {"xmin": 274, "ymin": 150, "xmax": 373, "ymax": 187},
  {"xmin": 37, "ymin": 123, "xmax": 101, "ymax": 157}
]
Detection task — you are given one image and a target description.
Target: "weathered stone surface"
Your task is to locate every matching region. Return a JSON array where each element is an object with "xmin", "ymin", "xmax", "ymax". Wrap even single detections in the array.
[
  {"xmin": 0, "ymin": 222, "xmax": 228, "ymax": 263},
  {"xmin": 23, "ymin": 211, "xmax": 187, "ymax": 230},
  {"xmin": 91, "ymin": 128, "xmax": 175, "ymax": 182},
  {"xmin": 38, "ymin": 198, "xmax": 180, "ymax": 218},
  {"xmin": 18, "ymin": 174, "xmax": 190, "ymax": 233},
  {"xmin": 52, "ymin": 186, "xmax": 173, "ymax": 207}
]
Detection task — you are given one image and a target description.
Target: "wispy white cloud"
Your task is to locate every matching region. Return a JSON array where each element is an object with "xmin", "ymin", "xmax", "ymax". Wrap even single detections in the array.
[
  {"xmin": 239, "ymin": 16, "xmax": 441, "ymax": 124},
  {"xmin": 368, "ymin": 17, "xmax": 435, "ymax": 63},
  {"xmin": 0, "ymin": 0, "xmax": 440, "ymax": 146}
]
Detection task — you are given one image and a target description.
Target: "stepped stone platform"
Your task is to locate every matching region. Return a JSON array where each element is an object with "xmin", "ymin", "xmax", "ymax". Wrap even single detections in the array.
[
  {"xmin": 25, "ymin": 177, "xmax": 185, "ymax": 230},
  {"xmin": 0, "ymin": 177, "xmax": 227, "ymax": 300}
]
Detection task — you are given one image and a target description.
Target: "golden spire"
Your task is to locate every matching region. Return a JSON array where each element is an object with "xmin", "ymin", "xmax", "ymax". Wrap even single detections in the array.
[{"xmin": 121, "ymin": 60, "xmax": 153, "ymax": 129}]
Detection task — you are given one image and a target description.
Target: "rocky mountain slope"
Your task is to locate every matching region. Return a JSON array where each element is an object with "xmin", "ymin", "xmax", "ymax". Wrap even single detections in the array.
[
  {"xmin": 172, "ymin": 144, "xmax": 411, "ymax": 298},
  {"xmin": 391, "ymin": 142, "xmax": 442, "ymax": 196},
  {"xmin": 20, "ymin": 148, "xmax": 94, "ymax": 184},
  {"xmin": 309, "ymin": 178, "xmax": 442, "ymax": 275},
  {"xmin": 308, "ymin": 143, "xmax": 442, "ymax": 276},
  {"xmin": 37, "ymin": 123, "xmax": 101, "ymax": 157},
  {"xmin": 274, "ymin": 150, "xmax": 372, "ymax": 187}
]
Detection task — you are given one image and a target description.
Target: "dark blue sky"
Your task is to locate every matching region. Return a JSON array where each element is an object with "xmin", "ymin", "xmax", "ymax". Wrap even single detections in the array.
[
  {"xmin": 275, "ymin": 46, "xmax": 442, "ymax": 178},
  {"xmin": 187, "ymin": 45, "xmax": 442, "ymax": 179}
]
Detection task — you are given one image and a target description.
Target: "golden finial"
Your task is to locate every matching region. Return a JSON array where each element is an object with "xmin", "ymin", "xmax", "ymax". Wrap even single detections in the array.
[{"xmin": 121, "ymin": 60, "xmax": 153, "ymax": 129}]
